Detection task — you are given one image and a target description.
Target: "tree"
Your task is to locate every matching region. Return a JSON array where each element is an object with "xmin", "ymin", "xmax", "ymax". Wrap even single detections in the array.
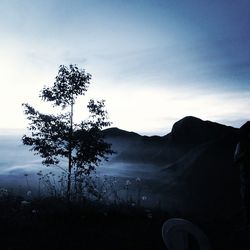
[{"xmin": 22, "ymin": 64, "xmax": 113, "ymax": 199}]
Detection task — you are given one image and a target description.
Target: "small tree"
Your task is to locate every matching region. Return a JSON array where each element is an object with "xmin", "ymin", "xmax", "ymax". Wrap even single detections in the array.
[{"xmin": 22, "ymin": 64, "xmax": 113, "ymax": 198}]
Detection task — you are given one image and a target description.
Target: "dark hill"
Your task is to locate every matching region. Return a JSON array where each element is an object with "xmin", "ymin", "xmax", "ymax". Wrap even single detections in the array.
[
  {"xmin": 102, "ymin": 127, "xmax": 167, "ymax": 164},
  {"xmin": 169, "ymin": 116, "xmax": 237, "ymax": 145},
  {"xmin": 103, "ymin": 127, "xmax": 141, "ymax": 139},
  {"xmin": 103, "ymin": 116, "xmax": 239, "ymax": 165},
  {"xmin": 102, "ymin": 116, "xmax": 244, "ymax": 218}
]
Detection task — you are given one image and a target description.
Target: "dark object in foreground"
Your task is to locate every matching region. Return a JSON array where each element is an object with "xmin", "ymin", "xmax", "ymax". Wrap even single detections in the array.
[
  {"xmin": 162, "ymin": 218, "xmax": 212, "ymax": 250},
  {"xmin": 0, "ymin": 198, "xmax": 250, "ymax": 250},
  {"xmin": 234, "ymin": 121, "xmax": 250, "ymax": 224}
]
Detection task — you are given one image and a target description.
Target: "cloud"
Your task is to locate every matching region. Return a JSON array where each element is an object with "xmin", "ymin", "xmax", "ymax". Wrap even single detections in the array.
[
  {"xmin": 0, "ymin": 0, "xmax": 250, "ymax": 135},
  {"xmin": 86, "ymin": 85, "xmax": 250, "ymax": 135}
]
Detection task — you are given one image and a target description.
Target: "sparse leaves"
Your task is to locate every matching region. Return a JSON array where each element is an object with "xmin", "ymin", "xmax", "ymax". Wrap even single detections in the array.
[
  {"xmin": 22, "ymin": 64, "xmax": 113, "ymax": 196},
  {"xmin": 39, "ymin": 64, "xmax": 91, "ymax": 109}
]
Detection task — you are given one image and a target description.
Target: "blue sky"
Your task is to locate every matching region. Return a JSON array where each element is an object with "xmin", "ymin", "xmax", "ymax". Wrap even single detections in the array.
[{"xmin": 0, "ymin": 0, "xmax": 250, "ymax": 135}]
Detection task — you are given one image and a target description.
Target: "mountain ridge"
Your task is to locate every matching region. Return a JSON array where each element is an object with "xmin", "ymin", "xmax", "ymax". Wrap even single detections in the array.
[
  {"xmin": 102, "ymin": 116, "xmax": 243, "ymax": 217},
  {"xmin": 104, "ymin": 116, "xmax": 238, "ymax": 140}
]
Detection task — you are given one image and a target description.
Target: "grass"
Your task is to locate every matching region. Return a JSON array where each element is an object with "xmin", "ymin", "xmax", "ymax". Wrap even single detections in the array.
[
  {"xmin": 0, "ymin": 195, "xmax": 249, "ymax": 250},
  {"xmin": 0, "ymin": 182, "xmax": 249, "ymax": 250},
  {"xmin": 0, "ymin": 196, "xmax": 168, "ymax": 250}
]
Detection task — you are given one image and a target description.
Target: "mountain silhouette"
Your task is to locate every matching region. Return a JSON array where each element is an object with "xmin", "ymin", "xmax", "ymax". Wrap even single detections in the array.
[
  {"xmin": 169, "ymin": 116, "xmax": 237, "ymax": 145},
  {"xmin": 103, "ymin": 116, "xmax": 238, "ymax": 165},
  {"xmin": 103, "ymin": 116, "xmax": 243, "ymax": 217}
]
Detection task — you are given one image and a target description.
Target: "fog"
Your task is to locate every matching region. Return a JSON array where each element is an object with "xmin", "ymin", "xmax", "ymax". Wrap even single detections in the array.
[
  {"xmin": 0, "ymin": 135, "xmax": 159, "ymax": 177},
  {"xmin": 0, "ymin": 133, "xmax": 239, "ymax": 217},
  {"xmin": 0, "ymin": 135, "xmax": 167, "ymax": 208}
]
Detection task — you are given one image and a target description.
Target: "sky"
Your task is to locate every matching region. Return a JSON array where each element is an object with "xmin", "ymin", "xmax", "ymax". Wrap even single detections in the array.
[{"xmin": 0, "ymin": 0, "xmax": 250, "ymax": 135}]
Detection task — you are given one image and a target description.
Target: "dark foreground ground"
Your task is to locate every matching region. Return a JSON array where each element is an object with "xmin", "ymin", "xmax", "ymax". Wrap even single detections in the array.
[{"xmin": 0, "ymin": 197, "xmax": 249, "ymax": 250}]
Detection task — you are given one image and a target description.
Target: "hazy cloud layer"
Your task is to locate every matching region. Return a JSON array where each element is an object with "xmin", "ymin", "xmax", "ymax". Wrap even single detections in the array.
[{"xmin": 0, "ymin": 0, "xmax": 249, "ymax": 134}]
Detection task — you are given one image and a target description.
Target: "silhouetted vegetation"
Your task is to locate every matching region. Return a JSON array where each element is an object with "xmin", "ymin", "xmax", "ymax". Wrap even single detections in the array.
[
  {"xmin": 0, "ymin": 94, "xmax": 246, "ymax": 250},
  {"xmin": 22, "ymin": 65, "xmax": 114, "ymax": 199},
  {"xmin": 0, "ymin": 192, "xmax": 249, "ymax": 250},
  {"xmin": 0, "ymin": 192, "xmax": 168, "ymax": 250}
]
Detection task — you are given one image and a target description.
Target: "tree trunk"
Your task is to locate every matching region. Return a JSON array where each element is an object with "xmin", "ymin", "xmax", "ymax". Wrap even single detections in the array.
[{"xmin": 67, "ymin": 102, "xmax": 73, "ymax": 200}]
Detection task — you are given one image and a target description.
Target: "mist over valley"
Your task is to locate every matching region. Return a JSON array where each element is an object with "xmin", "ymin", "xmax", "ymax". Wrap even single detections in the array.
[{"xmin": 0, "ymin": 116, "xmax": 242, "ymax": 217}]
